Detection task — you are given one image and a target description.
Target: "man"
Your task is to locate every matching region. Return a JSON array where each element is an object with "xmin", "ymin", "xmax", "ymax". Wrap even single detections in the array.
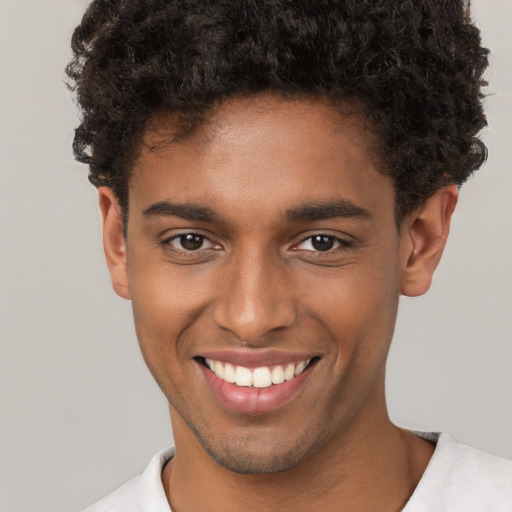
[{"xmin": 66, "ymin": 1, "xmax": 512, "ymax": 510}]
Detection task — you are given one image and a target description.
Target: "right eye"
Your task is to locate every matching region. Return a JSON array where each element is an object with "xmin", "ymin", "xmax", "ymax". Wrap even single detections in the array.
[{"xmin": 165, "ymin": 233, "xmax": 218, "ymax": 252}]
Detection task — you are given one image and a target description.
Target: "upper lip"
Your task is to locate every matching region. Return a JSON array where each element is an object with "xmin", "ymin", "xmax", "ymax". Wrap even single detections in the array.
[{"xmin": 197, "ymin": 350, "xmax": 319, "ymax": 368}]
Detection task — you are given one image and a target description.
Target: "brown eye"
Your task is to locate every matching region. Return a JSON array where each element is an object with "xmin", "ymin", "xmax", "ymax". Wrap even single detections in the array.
[
  {"xmin": 165, "ymin": 233, "xmax": 213, "ymax": 252},
  {"xmin": 311, "ymin": 235, "xmax": 335, "ymax": 251},
  {"xmin": 161, "ymin": 232, "xmax": 222, "ymax": 261},
  {"xmin": 177, "ymin": 234, "xmax": 205, "ymax": 251},
  {"xmin": 294, "ymin": 234, "xmax": 352, "ymax": 253}
]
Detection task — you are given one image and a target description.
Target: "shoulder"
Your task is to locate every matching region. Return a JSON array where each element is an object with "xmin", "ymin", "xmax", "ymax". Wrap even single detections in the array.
[
  {"xmin": 81, "ymin": 447, "xmax": 175, "ymax": 512},
  {"xmin": 405, "ymin": 433, "xmax": 512, "ymax": 511}
]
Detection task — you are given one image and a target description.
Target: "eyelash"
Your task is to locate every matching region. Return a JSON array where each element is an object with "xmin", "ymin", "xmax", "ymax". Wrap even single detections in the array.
[
  {"xmin": 160, "ymin": 232, "xmax": 353, "ymax": 254},
  {"xmin": 160, "ymin": 233, "xmax": 220, "ymax": 253},
  {"xmin": 294, "ymin": 234, "xmax": 353, "ymax": 253}
]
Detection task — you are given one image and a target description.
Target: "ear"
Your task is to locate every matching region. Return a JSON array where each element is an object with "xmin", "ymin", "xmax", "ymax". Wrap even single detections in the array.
[
  {"xmin": 98, "ymin": 187, "xmax": 131, "ymax": 300},
  {"xmin": 400, "ymin": 185, "xmax": 458, "ymax": 297}
]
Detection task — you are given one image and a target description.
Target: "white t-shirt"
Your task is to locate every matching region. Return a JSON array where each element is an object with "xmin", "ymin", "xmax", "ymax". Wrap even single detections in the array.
[{"xmin": 82, "ymin": 433, "xmax": 512, "ymax": 511}]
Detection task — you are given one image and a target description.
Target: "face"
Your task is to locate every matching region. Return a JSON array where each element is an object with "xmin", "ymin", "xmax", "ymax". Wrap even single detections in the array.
[{"xmin": 118, "ymin": 94, "xmax": 405, "ymax": 473}]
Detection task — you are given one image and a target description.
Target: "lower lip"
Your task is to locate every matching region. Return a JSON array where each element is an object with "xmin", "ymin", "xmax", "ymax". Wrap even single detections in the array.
[{"xmin": 199, "ymin": 362, "xmax": 314, "ymax": 414}]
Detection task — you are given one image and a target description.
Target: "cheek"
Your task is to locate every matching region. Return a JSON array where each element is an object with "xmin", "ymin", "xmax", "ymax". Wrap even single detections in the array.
[
  {"xmin": 127, "ymin": 260, "xmax": 213, "ymax": 370},
  {"xmin": 301, "ymin": 250, "xmax": 401, "ymax": 366}
]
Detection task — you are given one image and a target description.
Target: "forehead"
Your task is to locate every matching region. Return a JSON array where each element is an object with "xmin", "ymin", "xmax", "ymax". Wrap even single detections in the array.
[
  {"xmin": 141, "ymin": 94, "xmax": 377, "ymax": 163},
  {"xmin": 129, "ymin": 93, "xmax": 393, "ymax": 222}
]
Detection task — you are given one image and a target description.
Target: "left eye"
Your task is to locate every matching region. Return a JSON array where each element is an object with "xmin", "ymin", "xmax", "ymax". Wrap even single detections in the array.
[
  {"xmin": 296, "ymin": 235, "xmax": 347, "ymax": 252},
  {"xmin": 167, "ymin": 233, "xmax": 216, "ymax": 251}
]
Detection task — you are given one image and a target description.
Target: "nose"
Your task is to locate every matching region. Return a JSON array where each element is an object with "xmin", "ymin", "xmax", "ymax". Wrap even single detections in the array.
[{"xmin": 212, "ymin": 249, "xmax": 296, "ymax": 343}]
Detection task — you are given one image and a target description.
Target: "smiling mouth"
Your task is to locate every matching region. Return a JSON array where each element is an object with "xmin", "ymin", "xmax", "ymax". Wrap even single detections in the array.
[{"xmin": 198, "ymin": 357, "xmax": 319, "ymax": 388}]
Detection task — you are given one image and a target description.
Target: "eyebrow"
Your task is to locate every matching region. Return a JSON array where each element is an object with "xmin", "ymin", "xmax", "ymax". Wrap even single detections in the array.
[
  {"xmin": 143, "ymin": 201, "xmax": 219, "ymax": 222},
  {"xmin": 143, "ymin": 198, "xmax": 372, "ymax": 224},
  {"xmin": 285, "ymin": 200, "xmax": 372, "ymax": 222}
]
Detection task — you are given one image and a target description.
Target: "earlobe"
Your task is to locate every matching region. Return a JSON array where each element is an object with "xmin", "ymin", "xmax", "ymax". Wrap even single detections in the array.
[
  {"xmin": 400, "ymin": 185, "xmax": 458, "ymax": 297},
  {"xmin": 98, "ymin": 187, "xmax": 131, "ymax": 300}
]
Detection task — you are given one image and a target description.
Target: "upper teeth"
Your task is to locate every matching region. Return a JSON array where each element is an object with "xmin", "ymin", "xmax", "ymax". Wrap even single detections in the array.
[{"xmin": 204, "ymin": 359, "xmax": 311, "ymax": 388}]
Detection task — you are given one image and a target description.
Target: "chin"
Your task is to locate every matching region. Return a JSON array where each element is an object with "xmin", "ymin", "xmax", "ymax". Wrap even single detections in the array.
[
  {"xmin": 187, "ymin": 418, "xmax": 327, "ymax": 475},
  {"xmin": 201, "ymin": 438, "xmax": 314, "ymax": 475}
]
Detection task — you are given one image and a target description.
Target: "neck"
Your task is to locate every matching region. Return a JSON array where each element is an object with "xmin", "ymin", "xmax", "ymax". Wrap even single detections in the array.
[{"xmin": 163, "ymin": 384, "xmax": 434, "ymax": 512}]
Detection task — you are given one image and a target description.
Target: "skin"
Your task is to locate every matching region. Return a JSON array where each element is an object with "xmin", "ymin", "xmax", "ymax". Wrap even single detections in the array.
[{"xmin": 100, "ymin": 93, "xmax": 457, "ymax": 511}]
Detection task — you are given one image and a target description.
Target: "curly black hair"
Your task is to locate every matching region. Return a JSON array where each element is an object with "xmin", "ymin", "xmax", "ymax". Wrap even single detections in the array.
[{"xmin": 66, "ymin": 0, "xmax": 489, "ymax": 223}]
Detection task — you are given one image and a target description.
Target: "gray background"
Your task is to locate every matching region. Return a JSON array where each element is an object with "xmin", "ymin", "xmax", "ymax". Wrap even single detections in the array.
[{"xmin": 0, "ymin": 1, "xmax": 510, "ymax": 511}]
